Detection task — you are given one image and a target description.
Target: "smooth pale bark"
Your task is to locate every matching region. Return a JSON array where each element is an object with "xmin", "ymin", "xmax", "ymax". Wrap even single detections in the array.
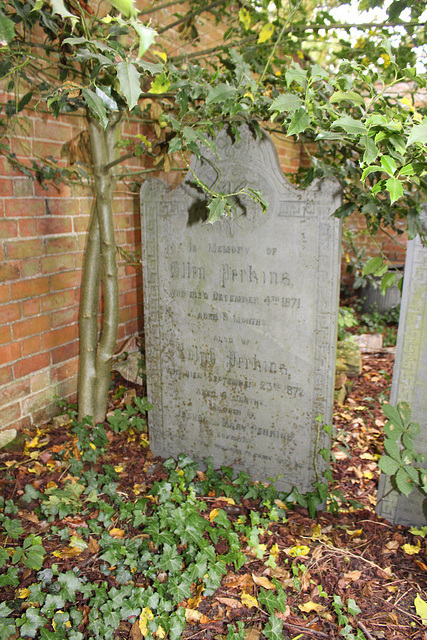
[{"xmin": 78, "ymin": 115, "xmax": 120, "ymax": 423}]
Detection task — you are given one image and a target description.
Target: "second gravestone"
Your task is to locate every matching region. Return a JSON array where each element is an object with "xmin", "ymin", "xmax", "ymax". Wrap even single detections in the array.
[{"xmin": 141, "ymin": 126, "xmax": 341, "ymax": 493}]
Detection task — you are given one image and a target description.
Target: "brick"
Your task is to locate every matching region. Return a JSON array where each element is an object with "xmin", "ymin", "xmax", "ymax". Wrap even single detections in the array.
[
  {"xmin": 0, "ymin": 341, "xmax": 21, "ymax": 363},
  {"xmin": 0, "ymin": 402, "xmax": 22, "ymax": 429},
  {"xmin": 45, "ymin": 236, "xmax": 78, "ymax": 254},
  {"xmin": 42, "ymin": 324, "xmax": 76, "ymax": 350},
  {"xmin": 34, "ymin": 119, "xmax": 72, "ymax": 142},
  {"xmin": 0, "ymin": 379, "xmax": 31, "ymax": 408},
  {"xmin": 13, "ymin": 352, "xmax": 50, "ymax": 379},
  {"xmin": 31, "ymin": 369, "xmax": 52, "ymax": 392},
  {"xmin": 51, "ymin": 339, "xmax": 79, "ymax": 365},
  {"xmin": 22, "ymin": 298, "xmax": 41, "ymax": 317},
  {"xmin": 11, "ymin": 276, "xmax": 50, "ymax": 300},
  {"xmin": 72, "ymin": 216, "xmax": 90, "ymax": 233},
  {"xmin": 0, "ymin": 179, "xmax": 13, "ymax": 197},
  {"xmin": 0, "ymin": 301, "xmax": 21, "ymax": 324},
  {"xmin": 0, "ymin": 262, "xmax": 21, "ymax": 282},
  {"xmin": 32, "ymin": 139, "xmax": 63, "ymax": 159},
  {"xmin": 18, "ymin": 219, "xmax": 38, "ymax": 237},
  {"xmin": 44, "ymin": 198, "xmax": 79, "ymax": 217},
  {"xmin": 13, "ymin": 315, "xmax": 50, "ymax": 339},
  {"xmin": 31, "ymin": 403, "xmax": 58, "ymax": 427},
  {"xmin": 22, "ymin": 335, "xmax": 41, "ymax": 356},
  {"xmin": 50, "ymin": 270, "xmax": 80, "ymax": 291},
  {"xmin": 38, "ymin": 217, "xmax": 73, "ymax": 236},
  {"xmin": 22, "ymin": 386, "xmax": 56, "ymax": 415},
  {"xmin": 6, "ymin": 239, "xmax": 44, "ymax": 260},
  {"xmin": 0, "ymin": 325, "xmax": 11, "ymax": 345},
  {"xmin": 41, "ymin": 290, "xmax": 75, "ymax": 312},
  {"xmin": 56, "ymin": 375, "xmax": 78, "ymax": 400},
  {"xmin": 0, "ymin": 285, "xmax": 9, "ymax": 304},
  {"xmin": 13, "ymin": 179, "xmax": 34, "ymax": 198},
  {"xmin": 51, "ymin": 306, "xmax": 79, "ymax": 328},
  {"xmin": 0, "ymin": 219, "xmax": 18, "ymax": 239},
  {"xmin": 52, "ymin": 358, "xmax": 79, "ymax": 382},
  {"xmin": 4, "ymin": 199, "xmax": 45, "ymax": 218},
  {"xmin": 40, "ymin": 254, "xmax": 74, "ymax": 274},
  {"xmin": 21, "ymin": 258, "xmax": 40, "ymax": 278},
  {"xmin": 0, "ymin": 365, "xmax": 13, "ymax": 386},
  {"xmin": 34, "ymin": 181, "xmax": 71, "ymax": 198}
]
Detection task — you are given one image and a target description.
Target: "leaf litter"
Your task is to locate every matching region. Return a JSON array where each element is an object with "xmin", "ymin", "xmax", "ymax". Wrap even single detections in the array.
[{"xmin": 1, "ymin": 355, "xmax": 427, "ymax": 640}]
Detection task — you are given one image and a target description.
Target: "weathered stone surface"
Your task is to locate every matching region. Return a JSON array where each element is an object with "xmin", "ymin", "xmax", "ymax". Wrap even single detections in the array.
[
  {"xmin": 336, "ymin": 340, "xmax": 362, "ymax": 378},
  {"xmin": 141, "ymin": 125, "xmax": 342, "ymax": 493},
  {"xmin": 377, "ymin": 212, "xmax": 427, "ymax": 525},
  {"xmin": 0, "ymin": 429, "xmax": 17, "ymax": 449}
]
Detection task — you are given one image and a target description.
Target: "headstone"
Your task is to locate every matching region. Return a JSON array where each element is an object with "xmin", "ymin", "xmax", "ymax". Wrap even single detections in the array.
[
  {"xmin": 377, "ymin": 213, "xmax": 427, "ymax": 526},
  {"xmin": 141, "ymin": 125, "xmax": 341, "ymax": 493}
]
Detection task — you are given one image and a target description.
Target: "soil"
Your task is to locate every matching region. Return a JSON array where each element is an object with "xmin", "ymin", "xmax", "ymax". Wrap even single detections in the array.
[{"xmin": 2, "ymin": 349, "xmax": 427, "ymax": 640}]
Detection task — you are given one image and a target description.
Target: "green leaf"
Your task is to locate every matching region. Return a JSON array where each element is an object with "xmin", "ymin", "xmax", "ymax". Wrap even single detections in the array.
[
  {"xmin": 347, "ymin": 598, "xmax": 361, "ymax": 616},
  {"xmin": 109, "ymin": 0, "xmax": 137, "ymax": 17},
  {"xmin": 362, "ymin": 256, "xmax": 383, "ymax": 276},
  {"xmin": 149, "ymin": 74, "xmax": 171, "ymax": 94},
  {"xmin": 386, "ymin": 177, "xmax": 403, "ymax": 204},
  {"xmin": 264, "ymin": 614, "xmax": 283, "ymax": 640},
  {"xmin": 0, "ymin": 10, "xmax": 15, "ymax": 45},
  {"xmin": 378, "ymin": 455, "xmax": 400, "ymax": 475},
  {"xmin": 415, "ymin": 594, "xmax": 427, "ymax": 625},
  {"xmin": 380, "ymin": 272, "xmax": 396, "ymax": 296},
  {"xmin": 20, "ymin": 608, "xmax": 47, "ymax": 638},
  {"xmin": 269, "ymin": 93, "xmax": 303, "ymax": 113},
  {"xmin": 207, "ymin": 198, "xmax": 226, "ymax": 223},
  {"xmin": 49, "ymin": 0, "xmax": 78, "ymax": 28},
  {"xmin": 287, "ymin": 108, "xmax": 310, "ymax": 136},
  {"xmin": 330, "ymin": 90, "xmax": 365, "ymax": 106},
  {"xmin": 384, "ymin": 439, "xmax": 401, "ymax": 462},
  {"xmin": 285, "ymin": 63, "xmax": 307, "ymax": 88},
  {"xmin": 409, "ymin": 527, "xmax": 427, "ymax": 538},
  {"xmin": 395, "ymin": 467, "xmax": 415, "ymax": 496},
  {"xmin": 116, "ymin": 61, "xmax": 141, "ymax": 110},
  {"xmin": 133, "ymin": 22, "xmax": 156, "ymax": 58},
  {"xmin": 362, "ymin": 136, "xmax": 378, "ymax": 165},
  {"xmin": 332, "ymin": 115, "xmax": 367, "ymax": 136},
  {"xmin": 382, "ymin": 404, "xmax": 405, "ymax": 429},
  {"xmin": 82, "ymin": 88, "xmax": 108, "ymax": 128},
  {"xmin": 407, "ymin": 124, "xmax": 427, "ymax": 146},
  {"xmin": 361, "ymin": 165, "xmax": 381, "ymax": 181},
  {"xmin": 380, "ymin": 155, "xmax": 397, "ymax": 176},
  {"xmin": 206, "ymin": 83, "xmax": 237, "ymax": 106}
]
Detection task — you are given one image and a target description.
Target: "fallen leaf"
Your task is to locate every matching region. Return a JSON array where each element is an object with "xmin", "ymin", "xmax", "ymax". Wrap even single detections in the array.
[
  {"xmin": 241, "ymin": 592, "xmax": 259, "ymax": 609},
  {"xmin": 114, "ymin": 465, "xmax": 124, "ymax": 473},
  {"xmin": 415, "ymin": 595, "xmax": 427, "ymax": 625},
  {"xmin": 52, "ymin": 545, "xmax": 84, "ymax": 558},
  {"xmin": 245, "ymin": 628, "xmax": 261, "ymax": 640},
  {"xmin": 252, "ymin": 574, "xmax": 275, "ymax": 590},
  {"xmin": 343, "ymin": 570, "xmax": 362, "ymax": 582},
  {"xmin": 109, "ymin": 528, "xmax": 125, "ymax": 538},
  {"xmin": 209, "ymin": 508, "xmax": 219, "ymax": 522},
  {"xmin": 16, "ymin": 588, "xmax": 30, "ymax": 599},
  {"xmin": 138, "ymin": 608, "xmax": 154, "ymax": 636},
  {"xmin": 88, "ymin": 537, "xmax": 100, "ymax": 553},
  {"xmin": 286, "ymin": 545, "xmax": 310, "ymax": 557},
  {"xmin": 299, "ymin": 601, "xmax": 326, "ymax": 613},
  {"xmin": 402, "ymin": 541, "xmax": 421, "ymax": 555},
  {"xmin": 216, "ymin": 597, "xmax": 242, "ymax": 609},
  {"xmin": 185, "ymin": 609, "xmax": 202, "ymax": 623}
]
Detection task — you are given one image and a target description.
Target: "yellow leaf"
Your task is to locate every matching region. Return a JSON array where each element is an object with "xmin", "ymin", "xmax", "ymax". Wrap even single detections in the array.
[
  {"xmin": 312, "ymin": 524, "xmax": 322, "ymax": 539},
  {"xmin": 252, "ymin": 574, "xmax": 275, "ymax": 590},
  {"xmin": 109, "ymin": 528, "xmax": 125, "ymax": 539},
  {"xmin": 241, "ymin": 592, "xmax": 259, "ymax": 609},
  {"xmin": 90, "ymin": 443, "xmax": 96, "ymax": 450},
  {"xmin": 52, "ymin": 546, "xmax": 83, "ymax": 558},
  {"xmin": 402, "ymin": 541, "xmax": 421, "ymax": 555},
  {"xmin": 217, "ymin": 497, "xmax": 236, "ymax": 505},
  {"xmin": 363, "ymin": 470, "xmax": 374, "ymax": 479},
  {"xmin": 347, "ymin": 529, "xmax": 363, "ymax": 539},
  {"xmin": 238, "ymin": 7, "xmax": 251, "ymax": 30},
  {"xmin": 46, "ymin": 481, "xmax": 58, "ymax": 489},
  {"xmin": 139, "ymin": 608, "xmax": 154, "ymax": 636},
  {"xmin": 185, "ymin": 609, "xmax": 202, "ymax": 622},
  {"xmin": 287, "ymin": 545, "xmax": 310, "ymax": 558},
  {"xmin": 209, "ymin": 508, "xmax": 219, "ymax": 522},
  {"xmin": 258, "ymin": 23, "xmax": 274, "ymax": 44},
  {"xmin": 270, "ymin": 543, "xmax": 280, "ymax": 559},
  {"xmin": 155, "ymin": 625, "xmax": 166, "ymax": 638},
  {"xmin": 415, "ymin": 594, "xmax": 427, "ymax": 624},
  {"xmin": 298, "ymin": 601, "xmax": 326, "ymax": 613},
  {"xmin": 114, "ymin": 466, "xmax": 124, "ymax": 473},
  {"xmin": 244, "ymin": 92, "xmax": 254, "ymax": 103},
  {"xmin": 16, "ymin": 588, "xmax": 30, "ymax": 599},
  {"xmin": 25, "ymin": 436, "xmax": 39, "ymax": 449},
  {"xmin": 152, "ymin": 49, "xmax": 167, "ymax": 62}
]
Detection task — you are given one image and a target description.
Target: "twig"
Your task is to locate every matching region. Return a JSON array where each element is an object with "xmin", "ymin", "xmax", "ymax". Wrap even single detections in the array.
[
  {"xmin": 358, "ymin": 621, "xmax": 376, "ymax": 640},
  {"xmin": 318, "ymin": 541, "xmax": 389, "ymax": 574},
  {"xmin": 281, "ymin": 621, "xmax": 329, "ymax": 638}
]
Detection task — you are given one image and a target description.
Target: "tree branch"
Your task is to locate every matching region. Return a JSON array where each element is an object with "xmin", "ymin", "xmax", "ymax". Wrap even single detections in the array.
[{"xmin": 158, "ymin": 0, "xmax": 227, "ymax": 34}]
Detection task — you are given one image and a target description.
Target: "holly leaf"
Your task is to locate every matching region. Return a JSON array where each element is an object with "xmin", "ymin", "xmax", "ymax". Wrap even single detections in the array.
[
  {"xmin": 133, "ymin": 22, "xmax": 156, "ymax": 59},
  {"xmin": 287, "ymin": 108, "xmax": 310, "ymax": 136},
  {"xmin": 149, "ymin": 74, "xmax": 171, "ymax": 94},
  {"xmin": 108, "ymin": 0, "xmax": 137, "ymax": 17},
  {"xmin": 332, "ymin": 115, "xmax": 367, "ymax": 136},
  {"xmin": 49, "ymin": 0, "xmax": 78, "ymax": 28},
  {"xmin": 206, "ymin": 83, "xmax": 237, "ymax": 106},
  {"xmin": 386, "ymin": 177, "xmax": 403, "ymax": 204},
  {"xmin": 82, "ymin": 88, "xmax": 108, "ymax": 128},
  {"xmin": 116, "ymin": 62, "xmax": 141, "ymax": 110},
  {"xmin": 407, "ymin": 124, "xmax": 427, "ymax": 146},
  {"xmin": 270, "ymin": 93, "xmax": 303, "ymax": 113},
  {"xmin": 207, "ymin": 198, "xmax": 226, "ymax": 223},
  {"xmin": 0, "ymin": 10, "xmax": 15, "ymax": 45}
]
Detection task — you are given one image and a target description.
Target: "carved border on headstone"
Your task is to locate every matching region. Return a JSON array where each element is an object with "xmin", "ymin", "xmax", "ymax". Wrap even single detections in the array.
[{"xmin": 376, "ymin": 212, "xmax": 427, "ymax": 525}]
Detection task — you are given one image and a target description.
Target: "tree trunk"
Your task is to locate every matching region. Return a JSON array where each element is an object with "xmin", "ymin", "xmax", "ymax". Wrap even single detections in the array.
[{"xmin": 78, "ymin": 116, "xmax": 120, "ymax": 423}]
